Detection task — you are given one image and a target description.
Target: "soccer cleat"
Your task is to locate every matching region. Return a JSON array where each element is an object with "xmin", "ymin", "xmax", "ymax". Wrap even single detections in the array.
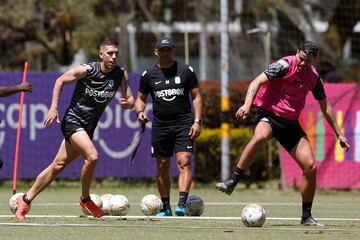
[
  {"xmin": 80, "ymin": 199, "xmax": 105, "ymax": 218},
  {"xmin": 15, "ymin": 196, "xmax": 30, "ymax": 220},
  {"xmin": 301, "ymin": 216, "xmax": 325, "ymax": 227},
  {"xmin": 156, "ymin": 208, "xmax": 172, "ymax": 217},
  {"xmin": 216, "ymin": 179, "xmax": 236, "ymax": 195},
  {"xmin": 175, "ymin": 205, "xmax": 188, "ymax": 216}
]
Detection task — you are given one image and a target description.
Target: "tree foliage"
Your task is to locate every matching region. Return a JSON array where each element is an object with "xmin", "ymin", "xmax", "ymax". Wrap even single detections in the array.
[{"xmin": 0, "ymin": 0, "xmax": 358, "ymax": 75}]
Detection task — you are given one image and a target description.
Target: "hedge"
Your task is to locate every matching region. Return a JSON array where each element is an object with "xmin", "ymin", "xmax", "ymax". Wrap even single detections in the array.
[{"xmin": 194, "ymin": 127, "xmax": 280, "ymax": 185}]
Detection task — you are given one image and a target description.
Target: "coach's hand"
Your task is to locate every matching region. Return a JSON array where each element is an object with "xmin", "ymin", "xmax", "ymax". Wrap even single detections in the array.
[
  {"xmin": 44, "ymin": 108, "xmax": 60, "ymax": 126},
  {"xmin": 189, "ymin": 123, "xmax": 201, "ymax": 139},
  {"xmin": 137, "ymin": 111, "xmax": 149, "ymax": 124}
]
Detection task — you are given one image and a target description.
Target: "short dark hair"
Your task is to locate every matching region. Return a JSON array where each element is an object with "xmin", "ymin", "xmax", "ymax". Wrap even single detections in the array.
[
  {"xmin": 299, "ymin": 40, "xmax": 318, "ymax": 57},
  {"xmin": 100, "ymin": 38, "xmax": 118, "ymax": 48}
]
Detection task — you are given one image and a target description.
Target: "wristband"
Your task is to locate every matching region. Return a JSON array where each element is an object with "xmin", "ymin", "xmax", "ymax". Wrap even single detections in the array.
[{"xmin": 194, "ymin": 119, "xmax": 202, "ymax": 124}]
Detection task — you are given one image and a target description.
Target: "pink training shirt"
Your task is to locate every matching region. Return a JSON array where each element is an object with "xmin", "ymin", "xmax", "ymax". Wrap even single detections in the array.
[{"xmin": 253, "ymin": 55, "xmax": 318, "ymax": 120}]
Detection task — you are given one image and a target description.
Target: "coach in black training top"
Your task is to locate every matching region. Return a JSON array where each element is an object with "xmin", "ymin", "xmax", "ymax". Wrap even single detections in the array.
[{"xmin": 135, "ymin": 37, "xmax": 203, "ymax": 217}]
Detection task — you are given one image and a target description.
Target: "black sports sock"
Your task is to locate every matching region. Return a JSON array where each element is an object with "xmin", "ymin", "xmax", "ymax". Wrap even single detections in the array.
[
  {"xmin": 178, "ymin": 192, "xmax": 188, "ymax": 207},
  {"xmin": 23, "ymin": 193, "xmax": 31, "ymax": 205},
  {"xmin": 231, "ymin": 167, "xmax": 245, "ymax": 183},
  {"xmin": 302, "ymin": 202, "xmax": 313, "ymax": 218},
  {"xmin": 161, "ymin": 196, "xmax": 171, "ymax": 210},
  {"xmin": 80, "ymin": 196, "xmax": 91, "ymax": 202}
]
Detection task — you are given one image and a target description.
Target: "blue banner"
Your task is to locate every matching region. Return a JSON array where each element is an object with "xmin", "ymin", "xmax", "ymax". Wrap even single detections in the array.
[{"xmin": 0, "ymin": 71, "xmax": 188, "ymax": 179}]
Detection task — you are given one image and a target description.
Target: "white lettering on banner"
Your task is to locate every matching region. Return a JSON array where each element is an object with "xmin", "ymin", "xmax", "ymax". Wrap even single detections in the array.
[
  {"xmin": 30, "ymin": 104, "xmax": 47, "ymax": 140},
  {"xmin": 0, "ymin": 104, "xmax": 4, "ymax": 148},
  {"xmin": 93, "ymin": 93, "xmax": 153, "ymax": 158},
  {"xmin": 98, "ymin": 128, "xmax": 143, "ymax": 158},
  {"xmin": 0, "ymin": 131, "xmax": 4, "ymax": 149},
  {"xmin": 0, "ymin": 99, "xmax": 153, "ymax": 159},
  {"xmin": 7, "ymin": 104, "xmax": 27, "ymax": 128}
]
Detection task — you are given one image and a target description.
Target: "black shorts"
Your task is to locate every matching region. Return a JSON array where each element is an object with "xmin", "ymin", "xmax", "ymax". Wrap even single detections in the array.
[
  {"xmin": 254, "ymin": 107, "xmax": 306, "ymax": 153},
  {"xmin": 61, "ymin": 120, "xmax": 94, "ymax": 143},
  {"xmin": 151, "ymin": 122, "xmax": 194, "ymax": 157}
]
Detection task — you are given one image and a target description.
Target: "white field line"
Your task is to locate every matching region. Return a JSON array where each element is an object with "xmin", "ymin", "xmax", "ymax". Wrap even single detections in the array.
[
  {"xmin": 0, "ymin": 222, "xmax": 359, "ymax": 231},
  {"xmin": 0, "ymin": 215, "xmax": 360, "ymax": 222},
  {"xmin": 0, "ymin": 202, "xmax": 359, "ymax": 207}
]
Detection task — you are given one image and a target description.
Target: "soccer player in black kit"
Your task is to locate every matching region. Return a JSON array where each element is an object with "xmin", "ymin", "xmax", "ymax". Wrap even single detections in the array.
[
  {"xmin": 135, "ymin": 37, "xmax": 203, "ymax": 216},
  {"xmin": 15, "ymin": 39, "xmax": 135, "ymax": 220}
]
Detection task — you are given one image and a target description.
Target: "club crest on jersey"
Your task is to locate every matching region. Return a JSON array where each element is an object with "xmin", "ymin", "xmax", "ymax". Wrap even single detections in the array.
[
  {"xmin": 175, "ymin": 76, "xmax": 181, "ymax": 84},
  {"xmin": 108, "ymin": 80, "xmax": 114, "ymax": 88}
]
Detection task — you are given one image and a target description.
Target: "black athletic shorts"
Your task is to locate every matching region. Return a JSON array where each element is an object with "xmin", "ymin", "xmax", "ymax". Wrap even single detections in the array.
[
  {"xmin": 61, "ymin": 120, "xmax": 94, "ymax": 143},
  {"xmin": 254, "ymin": 107, "xmax": 306, "ymax": 153},
  {"xmin": 151, "ymin": 122, "xmax": 194, "ymax": 157}
]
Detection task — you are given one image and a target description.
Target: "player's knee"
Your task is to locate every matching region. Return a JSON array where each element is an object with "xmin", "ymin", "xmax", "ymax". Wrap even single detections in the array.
[
  {"xmin": 251, "ymin": 134, "xmax": 268, "ymax": 146},
  {"xmin": 86, "ymin": 152, "xmax": 99, "ymax": 165},
  {"xmin": 51, "ymin": 161, "xmax": 67, "ymax": 172},
  {"xmin": 177, "ymin": 158, "xmax": 191, "ymax": 171},
  {"xmin": 303, "ymin": 161, "xmax": 317, "ymax": 175}
]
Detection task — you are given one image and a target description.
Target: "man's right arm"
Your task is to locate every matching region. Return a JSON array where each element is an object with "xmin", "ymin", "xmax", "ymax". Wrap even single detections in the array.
[
  {"xmin": 236, "ymin": 72, "xmax": 269, "ymax": 119},
  {"xmin": 135, "ymin": 71, "xmax": 150, "ymax": 123},
  {"xmin": 135, "ymin": 92, "xmax": 148, "ymax": 123},
  {"xmin": 43, "ymin": 65, "xmax": 87, "ymax": 126}
]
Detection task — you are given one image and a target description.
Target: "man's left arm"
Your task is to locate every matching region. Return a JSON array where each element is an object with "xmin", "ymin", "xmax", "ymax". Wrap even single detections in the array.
[
  {"xmin": 189, "ymin": 87, "xmax": 202, "ymax": 139},
  {"xmin": 118, "ymin": 70, "xmax": 135, "ymax": 109},
  {"xmin": 318, "ymin": 98, "xmax": 350, "ymax": 150},
  {"xmin": 313, "ymin": 77, "xmax": 350, "ymax": 150}
]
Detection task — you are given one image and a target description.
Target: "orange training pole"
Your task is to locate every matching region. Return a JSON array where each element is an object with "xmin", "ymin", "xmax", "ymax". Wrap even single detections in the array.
[{"xmin": 12, "ymin": 62, "xmax": 28, "ymax": 194}]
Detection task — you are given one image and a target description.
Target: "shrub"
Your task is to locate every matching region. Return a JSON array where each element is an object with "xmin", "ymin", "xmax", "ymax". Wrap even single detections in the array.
[
  {"xmin": 195, "ymin": 127, "xmax": 279, "ymax": 185},
  {"xmin": 199, "ymin": 81, "xmax": 256, "ymax": 128}
]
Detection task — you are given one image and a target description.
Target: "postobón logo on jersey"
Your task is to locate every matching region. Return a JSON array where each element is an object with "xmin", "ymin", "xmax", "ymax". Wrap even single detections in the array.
[
  {"xmin": 154, "ymin": 88, "xmax": 184, "ymax": 101},
  {"xmin": 85, "ymin": 87, "xmax": 115, "ymax": 103}
]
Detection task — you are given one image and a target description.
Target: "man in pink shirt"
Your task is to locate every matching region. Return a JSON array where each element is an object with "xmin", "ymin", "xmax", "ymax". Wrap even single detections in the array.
[{"xmin": 216, "ymin": 40, "xmax": 350, "ymax": 226}]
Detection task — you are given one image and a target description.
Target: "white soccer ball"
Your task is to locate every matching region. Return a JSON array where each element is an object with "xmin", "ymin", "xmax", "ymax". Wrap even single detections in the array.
[
  {"xmin": 9, "ymin": 193, "xmax": 31, "ymax": 214},
  {"xmin": 241, "ymin": 203, "xmax": 266, "ymax": 227},
  {"xmin": 100, "ymin": 194, "xmax": 113, "ymax": 215},
  {"xmin": 186, "ymin": 195, "xmax": 205, "ymax": 216},
  {"xmin": 81, "ymin": 194, "xmax": 103, "ymax": 215},
  {"xmin": 109, "ymin": 194, "xmax": 130, "ymax": 216},
  {"xmin": 140, "ymin": 194, "xmax": 163, "ymax": 216}
]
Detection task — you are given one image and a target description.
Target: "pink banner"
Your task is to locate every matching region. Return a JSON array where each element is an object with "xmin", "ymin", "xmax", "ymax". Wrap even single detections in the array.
[{"xmin": 281, "ymin": 83, "xmax": 360, "ymax": 189}]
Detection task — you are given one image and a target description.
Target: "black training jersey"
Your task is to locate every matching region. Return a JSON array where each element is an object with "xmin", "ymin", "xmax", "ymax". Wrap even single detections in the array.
[
  {"xmin": 63, "ymin": 61, "xmax": 124, "ymax": 131},
  {"xmin": 139, "ymin": 61, "xmax": 199, "ymax": 122}
]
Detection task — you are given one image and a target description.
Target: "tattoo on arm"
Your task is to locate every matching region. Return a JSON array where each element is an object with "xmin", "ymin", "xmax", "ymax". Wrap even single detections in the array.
[{"xmin": 246, "ymin": 86, "xmax": 257, "ymax": 104}]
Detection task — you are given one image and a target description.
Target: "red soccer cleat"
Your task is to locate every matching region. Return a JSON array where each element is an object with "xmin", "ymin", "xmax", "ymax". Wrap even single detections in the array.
[
  {"xmin": 80, "ymin": 198, "xmax": 105, "ymax": 218},
  {"xmin": 15, "ymin": 196, "xmax": 31, "ymax": 220}
]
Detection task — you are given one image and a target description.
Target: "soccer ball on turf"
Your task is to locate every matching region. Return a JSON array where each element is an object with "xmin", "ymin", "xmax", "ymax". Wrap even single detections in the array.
[
  {"xmin": 186, "ymin": 195, "xmax": 204, "ymax": 216},
  {"xmin": 81, "ymin": 194, "xmax": 103, "ymax": 215},
  {"xmin": 100, "ymin": 194, "xmax": 113, "ymax": 215},
  {"xmin": 241, "ymin": 203, "xmax": 266, "ymax": 227},
  {"xmin": 109, "ymin": 194, "xmax": 130, "ymax": 216},
  {"xmin": 140, "ymin": 194, "xmax": 163, "ymax": 216},
  {"xmin": 9, "ymin": 193, "xmax": 31, "ymax": 214}
]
